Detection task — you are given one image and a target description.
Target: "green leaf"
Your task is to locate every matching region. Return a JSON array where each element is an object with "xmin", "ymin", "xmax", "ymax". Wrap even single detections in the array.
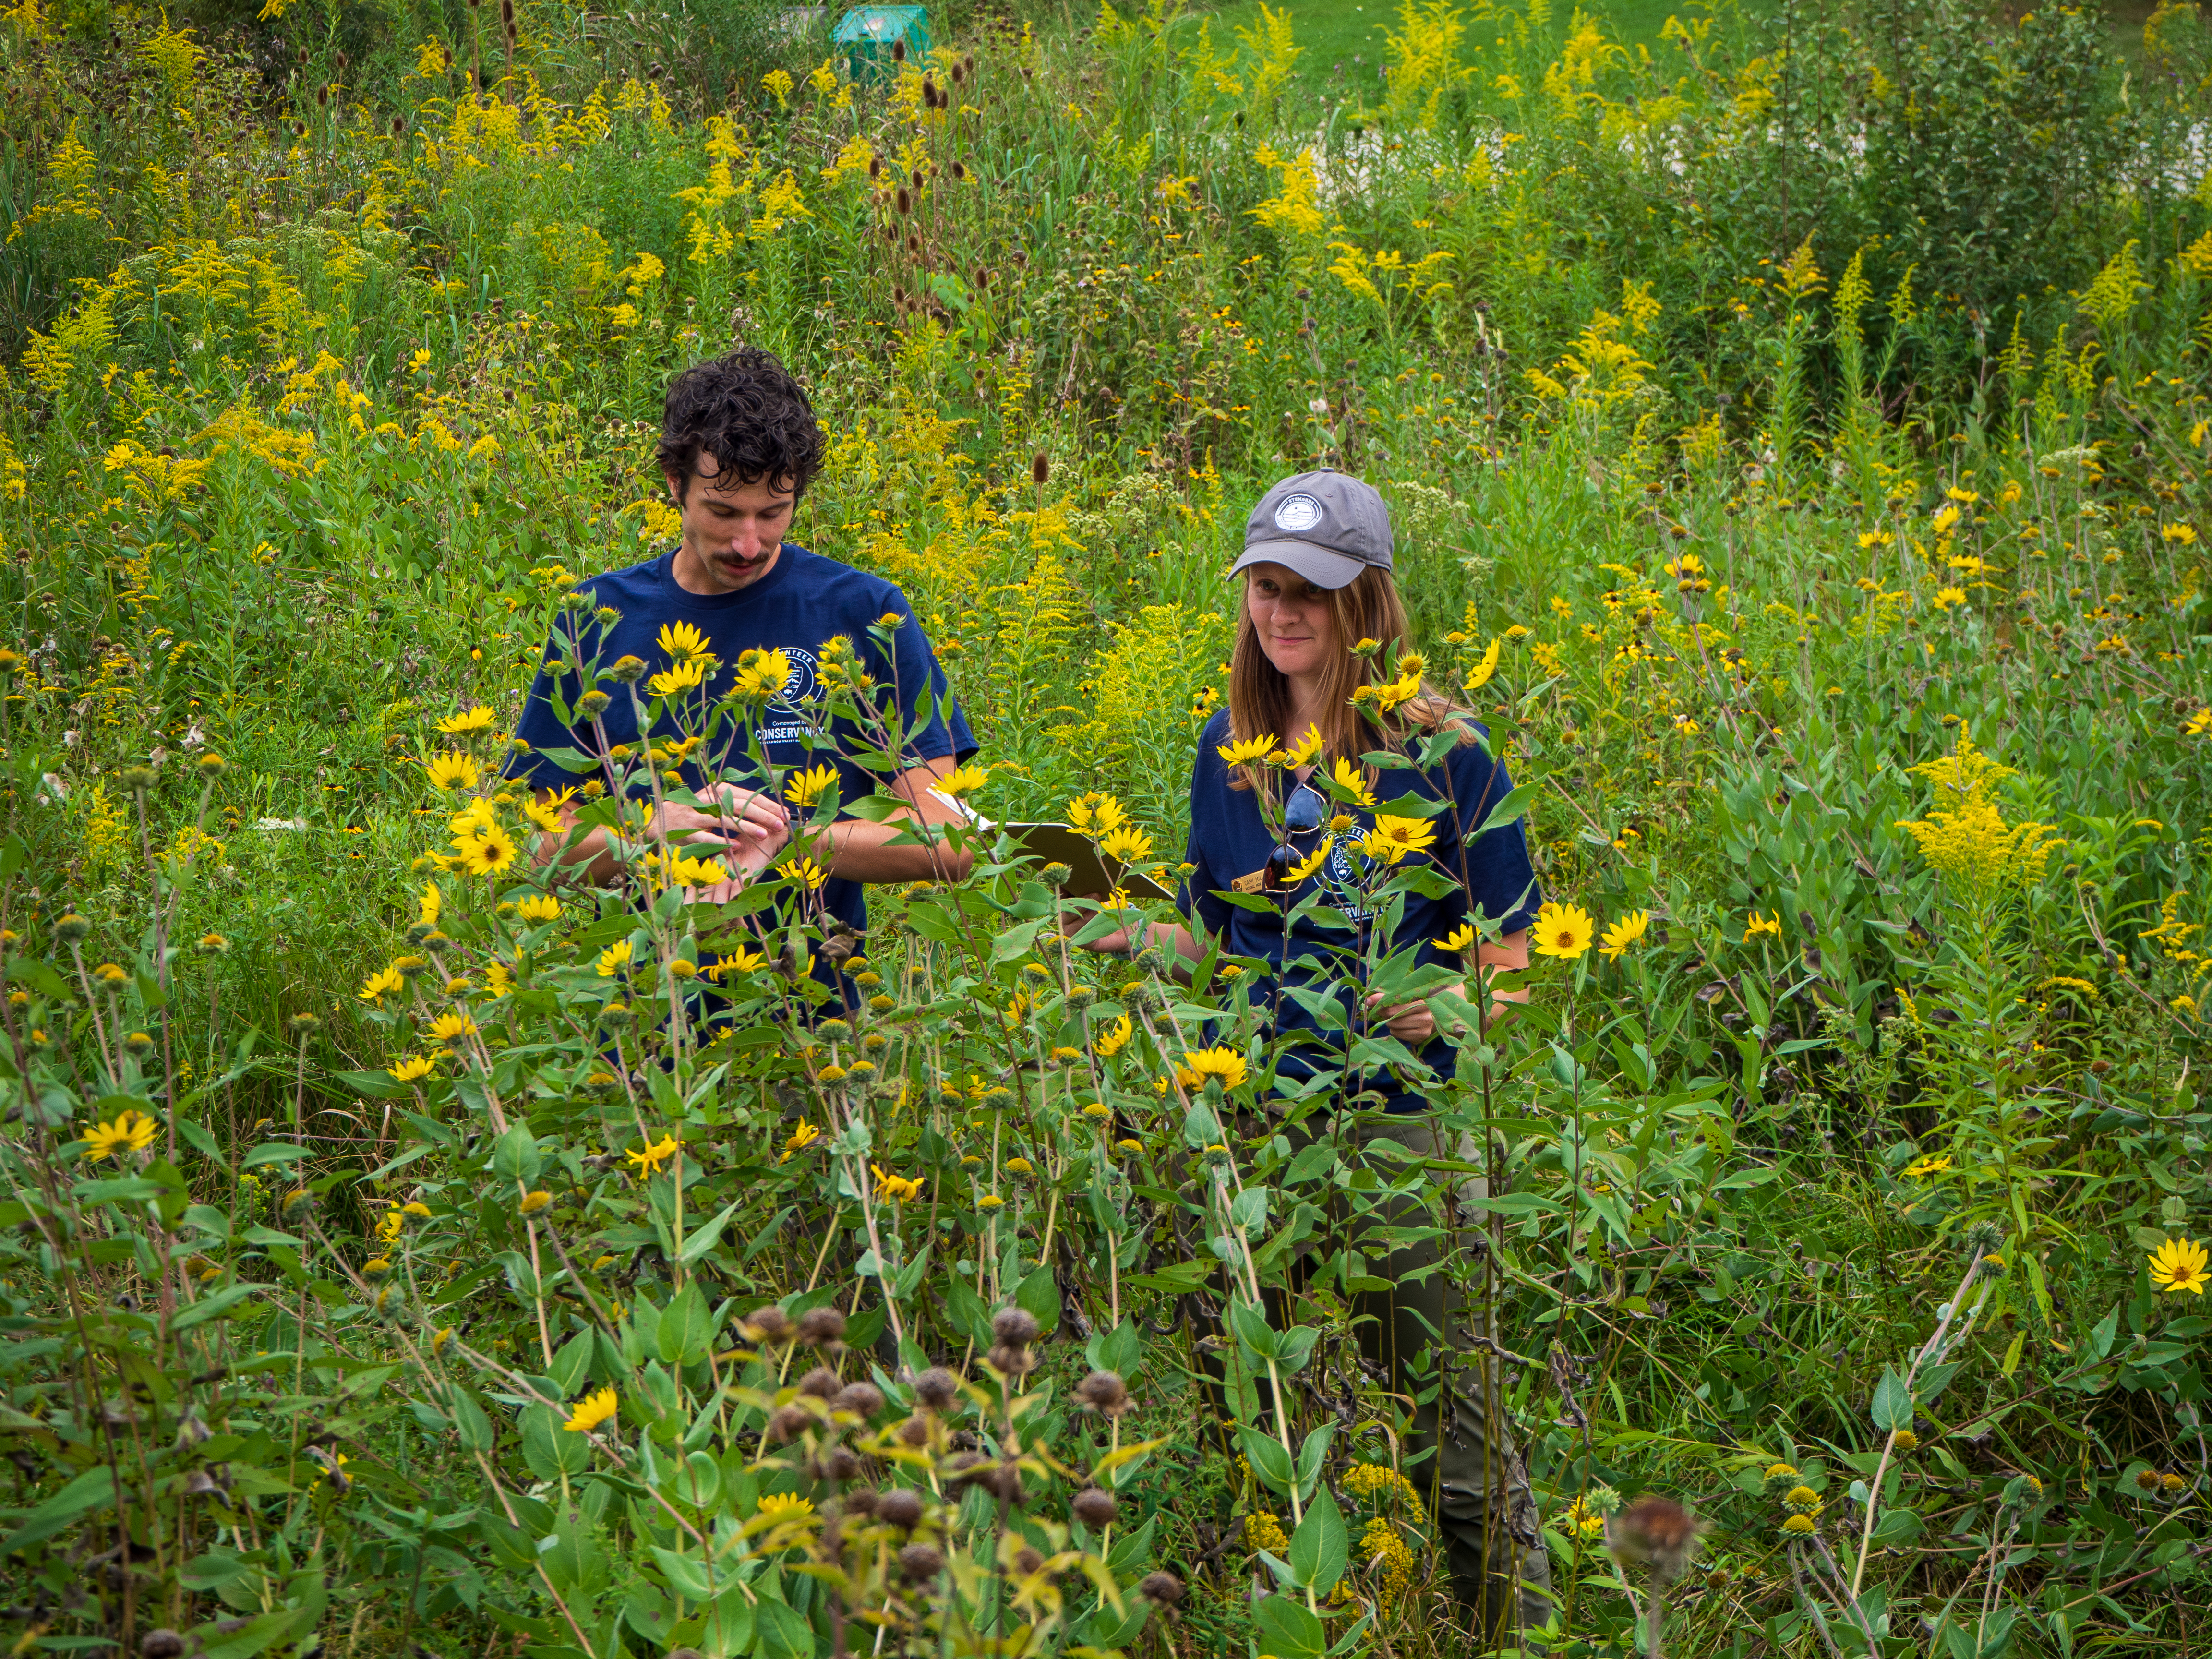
[
  {"xmin": 677, "ymin": 1195, "xmax": 746, "ymax": 1266},
  {"xmin": 241, "ymin": 1142, "xmax": 308, "ymax": 1169},
  {"xmin": 334, "ymin": 1068, "xmax": 411, "ymax": 1100},
  {"xmin": 755, "ymin": 1597, "xmax": 815, "ymax": 1659},
  {"xmin": 1870, "ymin": 1365, "xmax": 1914, "ymax": 1435},
  {"xmin": 1014, "ymin": 1263, "xmax": 1059, "ymax": 1336},
  {"xmin": 1252, "ymin": 1593, "xmax": 1326, "ymax": 1659},
  {"xmin": 1295, "ymin": 1424, "xmax": 1333, "ymax": 1492},
  {"xmin": 1, "ymin": 1465, "xmax": 116, "ymax": 1555},
  {"xmin": 1181, "ymin": 1101, "xmax": 1222, "ymax": 1150},
  {"xmin": 173, "ymin": 1284, "xmax": 261, "ymax": 1331},
  {"xmin": 189, "ymin": 1605, "xmax": 314, "ymax": 1659},
  {"xmin": 1229, "ymin": 1186, "xmax": 1269, "ymax": 1232},
  {"xmin": 1288, "ymin": 1485, "xmax": 1347, "ymax": 1591},
  {"xmin": 492, "ymin": 1123, "xmax": 541, "ymax": 1185},
  {"xmin": 1241, "ymin": 1428, "xmax": 1293, "ymax": 1493},
  {"xmin": 651, "ymin": 1545, "xmax": 714, "ymax": 1602},
  {"xmin": 1229, "ymin": 1300, "xmax": 1279, "ymax": 1360}
]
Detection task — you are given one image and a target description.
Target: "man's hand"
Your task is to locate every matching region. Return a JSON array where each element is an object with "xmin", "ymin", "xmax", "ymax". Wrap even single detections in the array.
[{"xmin": 651, "ymin": 782, "xmax": 788, "ymax": 854}]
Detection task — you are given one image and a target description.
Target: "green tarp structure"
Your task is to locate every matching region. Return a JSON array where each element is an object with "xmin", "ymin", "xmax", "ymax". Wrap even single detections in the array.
[{"xmin": 833, "ymin": 5, "xmax": 931, "ymax": 80}]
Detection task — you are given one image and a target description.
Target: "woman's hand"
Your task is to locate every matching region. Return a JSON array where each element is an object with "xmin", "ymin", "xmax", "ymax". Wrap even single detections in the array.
[{"xmin": 1063, "ymin": 909, "xmax": 1133, "ymax": 956}]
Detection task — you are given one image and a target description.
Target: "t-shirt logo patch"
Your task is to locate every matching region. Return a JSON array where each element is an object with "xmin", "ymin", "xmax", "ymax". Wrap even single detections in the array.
[
  {"xmin": 768, "ymin": 646, "xmax": 818, "ymax": 711},
  {"xmin": 1273, "ymin": 493, "xmax": 1324, "ymax": 533}
]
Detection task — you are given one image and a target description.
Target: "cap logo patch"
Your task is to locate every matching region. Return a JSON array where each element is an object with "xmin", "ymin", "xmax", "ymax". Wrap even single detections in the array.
[{"xmin": 1273, "ymin": 493, "xmax": 1324, "ymax": 533}]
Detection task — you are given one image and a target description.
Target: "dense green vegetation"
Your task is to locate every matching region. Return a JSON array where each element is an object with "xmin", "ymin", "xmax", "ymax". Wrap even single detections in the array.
[{"xmin": 1, "ymin": 0, "xmax": 2209, "ymax": 1654}]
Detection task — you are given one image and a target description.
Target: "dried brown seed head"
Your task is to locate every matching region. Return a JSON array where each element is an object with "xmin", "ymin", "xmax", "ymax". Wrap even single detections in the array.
[
  {"xmin": 913, "ymin": 1368, "xmax": 961, "ymax": 1410},
  {"xmin": 993, "ymin": 1306, "xmax": 1040, "ymax": 1347},
  {"xmin": 797, "ymin": 1366, "xmax": 842, "ymax": 1400},
  {"xmin": 1071, "ymin": 1486, "xmax": 1118, "ymax": 1527},
  {"xmin": 876, "ymin": 1487, "xmax": 925, "ymax": 1529},
  {"xmin": 1138, "ymin": 1571, "xmax": 1184, "ymax": 1607},
  {"xmin": 898, "ymin": 1541, "xmax": 942, "ymax": 1579},
  {"xmin": 796, "ymin": 1306, "xmax": 846, "ymax": 1347},
  {"xmin": 833, "ymin": 1382, "xmax": 885, "ymax": 1418},
  {"xmin": 1606, "ymin": 1495, "xmax": 1701, "ymax": 1584},
  {"xmin": 1073, "ymin": 1370, "xmax": 1129, "ymax": 1414}
]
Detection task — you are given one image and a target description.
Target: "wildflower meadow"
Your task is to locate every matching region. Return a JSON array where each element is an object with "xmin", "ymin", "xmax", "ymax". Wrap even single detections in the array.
[{"xmin": 2, "ymin": 0, "xmax": 2211, "ymax": 1653}]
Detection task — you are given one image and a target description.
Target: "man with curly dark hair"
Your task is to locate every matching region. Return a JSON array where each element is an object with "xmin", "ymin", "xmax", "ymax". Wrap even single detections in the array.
[{"xmin": 508, "ymin": 348, "xmax": 975, "ymax": 945}]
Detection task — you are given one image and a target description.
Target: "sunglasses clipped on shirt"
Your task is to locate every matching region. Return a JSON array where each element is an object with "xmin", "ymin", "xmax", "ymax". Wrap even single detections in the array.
[{"xmin": 1263, "ymin": 781, "xmax": 1328, "ymax": 892}]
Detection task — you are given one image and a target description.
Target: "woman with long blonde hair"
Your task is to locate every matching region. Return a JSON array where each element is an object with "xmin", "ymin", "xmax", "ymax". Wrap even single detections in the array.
[{"xmin": 1082, "ymin": 468, "xmax": 1552, "ymax": 1643}]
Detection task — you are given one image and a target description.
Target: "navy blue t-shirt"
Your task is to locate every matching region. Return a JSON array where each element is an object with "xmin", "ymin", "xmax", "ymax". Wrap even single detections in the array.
[
  {"xmin": 506, "ymin": 543, "xmax": 975, "ymax": 943},
  {"xmin": 1180, "ymin": 709, "xmax": 1540, "ymax": 1112}
]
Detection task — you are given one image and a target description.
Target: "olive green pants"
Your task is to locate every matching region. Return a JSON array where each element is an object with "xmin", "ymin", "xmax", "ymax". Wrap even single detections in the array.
[{"xmin": 1199, "ymin": 1112, "xmax": 1553, "ymax": 1648}]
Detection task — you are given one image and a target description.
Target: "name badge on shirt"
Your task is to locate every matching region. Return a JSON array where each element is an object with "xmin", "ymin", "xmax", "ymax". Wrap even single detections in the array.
[{"xmin": 1230, "ymin": 869, "xmax": 1268, "ymax": 894}]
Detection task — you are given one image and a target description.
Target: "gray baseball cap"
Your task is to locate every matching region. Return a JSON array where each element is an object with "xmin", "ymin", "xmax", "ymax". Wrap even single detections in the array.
[{"xmin": 1231, "ymin": 469, "xmax": 1394, "ymax": 589}]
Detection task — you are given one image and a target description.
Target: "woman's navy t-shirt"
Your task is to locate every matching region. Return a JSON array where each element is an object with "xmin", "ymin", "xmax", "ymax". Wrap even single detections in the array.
[
  {"xmin": 1180, "ymin": 709, "xmax": 1540, "ymax": 1113},
  {"xmin": 506, "ymin": 543, "xmax": 975, "ymax": 943}
]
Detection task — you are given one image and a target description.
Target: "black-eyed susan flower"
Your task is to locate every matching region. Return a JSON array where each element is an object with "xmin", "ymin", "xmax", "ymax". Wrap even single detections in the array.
[
  {"xmin": 784, "ymin": 857, "xmax": 830, "ymax": 892},
  {"xmin": 84, "ymin": 1109, "xmax": 157, "ymax": 1161},
  {"xmin": 437, "ymin": 706, "xmax": 497, "ymax": 735},
  {"xmin": 455, "ymin": 823, "xmax": 517, "ymax": 876},
  {"xmin": 1744, "ymin": 911, "xmax": 1783, "ymax": 940},
  {"xmin": 1327, "ymin": 755, "xmax": 1376, "ymax": 807},
  {"xmin": 1068, "ymin": 793, "xmax": 1128, "ymax": 835},
  {"xmin": 780, "ymin": 1121, "xmax": 821, "ymax": 1162},
  {"xmin": 937, "ymin": 763, "xmax": 987, "ymax": 796},
  {"xmin": 784, "ymin": 763, "xmax": 838, "ymax": 808},
  {"xmin": 1093, "ymin": 1014, "xmax": 1132, "ymax": 1058},
  {"xmin": 1216, "ymin": 733, "xmax": 1277, "ymax": 768},
  {"xmin": 1599, "ymin": 910, "xmax": 1649, "ymax": 962},
  {"xmin": 627, "ymin": 1134, "xmax": 678, "ymax": 1177},
  {"xmin": 1184, "ymin": 1046, "xmax": 1247, "ymax": 1089},
  {"xmin": 1534, "ymin": 902, "xmax": 1595, "ymax": 959},
  {"xmin": 1099, "ymin": 824, "xmax": 1154, "ymax": 864},
  {"xmin": 387, "ymin": 1054, "xmax": 435, "ymax": 1083},
  {"xmin": 427, "ymin": 1011, "xmax": 477, "ymax": 1047},
  {"xmin": 562, "ymin": 1386, "xmax": 619, "ymax": 1433},
  {"xmin": 424, "ymin": 752, "xmax": 480, "ymax": 792},
  {"xmin": 872, "ymin": 1164, "xmax": 925, "ymax": 1202},
  {"xmin": 2149, "ymin": 1237, "xmax": 2209, "ymax": 1295},
  {"xmin": 1359, "ymin": 814, "xmax": 1435, "ymax": 866},
  {"xmin": 517, "ymin": 1190, "xmax": 552, "ymax": 1216}
]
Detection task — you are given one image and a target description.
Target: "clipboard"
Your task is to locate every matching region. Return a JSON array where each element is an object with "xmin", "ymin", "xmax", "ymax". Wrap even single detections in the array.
[
  {"xmin": 925, "ymin": 790, "xmax": 1177, "ymax": 903},
  {"xmin": 997, "ymin": 822, "xmax": 1178, "ymax": 903}
]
